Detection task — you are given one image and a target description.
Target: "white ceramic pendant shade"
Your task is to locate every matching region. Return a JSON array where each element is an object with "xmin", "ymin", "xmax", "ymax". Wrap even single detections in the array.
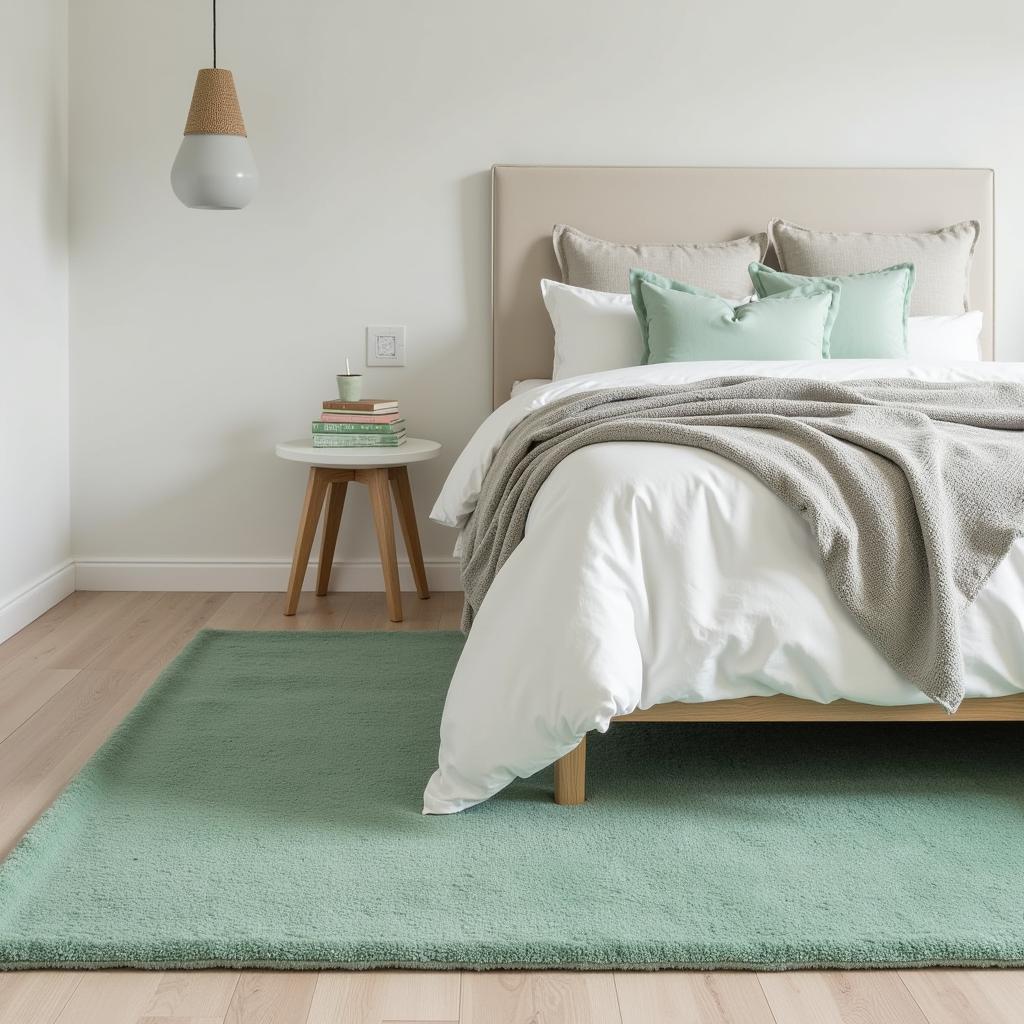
[{"xmin": 171, "ymin": 68, "xmax": 258, "ymax": 210}]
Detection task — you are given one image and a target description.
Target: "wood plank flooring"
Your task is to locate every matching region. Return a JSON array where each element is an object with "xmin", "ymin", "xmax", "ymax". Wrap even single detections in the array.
[{"xmin": 0, "ymin": 590, "xmax": 1020, "ymax": 1024}]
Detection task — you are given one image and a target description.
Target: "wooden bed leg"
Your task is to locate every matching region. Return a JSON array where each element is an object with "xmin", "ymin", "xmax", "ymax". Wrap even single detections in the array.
[{"xmin": 554, "ymin": 737, "xmax": 587, "ymax": 805}]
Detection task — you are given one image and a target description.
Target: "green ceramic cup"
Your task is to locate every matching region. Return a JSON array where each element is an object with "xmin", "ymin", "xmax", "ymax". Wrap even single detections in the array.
[{"xmin": 336, "ymin": 374, "xmax": 363, "ymax": 401}]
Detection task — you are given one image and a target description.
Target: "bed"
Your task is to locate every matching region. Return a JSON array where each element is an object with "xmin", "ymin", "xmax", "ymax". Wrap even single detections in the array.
[{"xmin": 423, "ymin": 165, "xmax": 1024, "ymax": 815}]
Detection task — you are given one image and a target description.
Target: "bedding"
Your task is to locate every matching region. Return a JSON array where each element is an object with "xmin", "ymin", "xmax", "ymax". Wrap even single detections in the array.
[
  {"xmin": 426, "ymin": 359, "xmax": 1024, "ymax": 814},
  {"xmin": 510, "ymin": 378, "xmax": 552, "ymax": 398},
  {"xmin": 749, "ymin": 262, "xmax": 914, "ymax": 359},
  {"xmin": 515, "ymin": 309, "xmax": 985, "ymax": 390},
  {"xmin": 542, "ymin": 279, "xmax": 645, "ymax": 379},
  {"xmin": 542, "ymin": 279, "xmax": 755, "ymax": 380},
  {"xmin": 458, "ymin": 375, "xmax": 1024, "ymax": 711},
  {"xmin": 769, "ymin": 219, "xmax": 978, "ymax": 316},
  {"xmin": 630, "ymin": 270, "xmax": 837, "ymax": 362},
  {"xmin": 553, "ymin": 223, "xmax": 766, "ymax": 298},
  {"xmin": 908, "ymin": 312, "xmax": 983, "ymax": 361}
]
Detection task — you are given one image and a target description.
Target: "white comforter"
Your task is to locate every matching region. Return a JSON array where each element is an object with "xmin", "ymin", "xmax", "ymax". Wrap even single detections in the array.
[{"xmin": 424, "ymin": 360, "xmax": 1024, "ymax": 814}]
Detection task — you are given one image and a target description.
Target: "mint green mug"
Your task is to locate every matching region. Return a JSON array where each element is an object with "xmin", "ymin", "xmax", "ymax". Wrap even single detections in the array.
[{"xmin": 336, "ymin": 374, "xmax": 363, "ymax": 401}]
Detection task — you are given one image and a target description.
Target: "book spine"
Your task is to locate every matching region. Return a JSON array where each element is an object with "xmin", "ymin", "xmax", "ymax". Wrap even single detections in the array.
[
  {"xmin": 319, "ymin": 413, "xmax": 402, "ymax": 424},
  {"xmin": 322, "ymin": 400, "xmax": 398, "ymax": 412},
  {"xmin": 312, "ymin": 420, "xmax": 405, "ymax": 434},
  {"xmin": 311, "ymin": 435, "xmax": 407, "ymax": 447}
]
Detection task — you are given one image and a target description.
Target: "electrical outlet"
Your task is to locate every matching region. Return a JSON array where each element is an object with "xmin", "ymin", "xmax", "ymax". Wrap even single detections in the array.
[{"xmin": 366, "ymin": 325, "xmax": 406, "ymax": 367}]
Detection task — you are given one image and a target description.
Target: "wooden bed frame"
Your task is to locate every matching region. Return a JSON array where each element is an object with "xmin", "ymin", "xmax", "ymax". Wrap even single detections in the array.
[
  {"xmin": 553, "ymin": 695, "xmax": 1024, "ymax": 805},
  {"xmin": 488, "ymin": 165, "xmax": 1019, "ymax": 806}
]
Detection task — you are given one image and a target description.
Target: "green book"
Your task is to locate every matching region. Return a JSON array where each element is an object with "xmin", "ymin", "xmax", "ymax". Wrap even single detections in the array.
[
  {"xmin": 312, "ymin": 419, "xmax": 406, "ymax": 434},
  {"xmin": 311, "ymin": 433, "xmax": 407, "ymax": 448}
]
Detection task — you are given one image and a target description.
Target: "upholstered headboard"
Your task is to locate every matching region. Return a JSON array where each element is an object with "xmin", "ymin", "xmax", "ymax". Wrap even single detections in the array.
[{"xmin": 491, "ymin": 165, "xmax": 995, "ymax": 407}]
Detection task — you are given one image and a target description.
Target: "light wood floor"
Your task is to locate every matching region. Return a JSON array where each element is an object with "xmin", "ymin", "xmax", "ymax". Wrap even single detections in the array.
[{"xmin": 1, "ymin": 590, "xmax": 1022, "ymax": 1024}]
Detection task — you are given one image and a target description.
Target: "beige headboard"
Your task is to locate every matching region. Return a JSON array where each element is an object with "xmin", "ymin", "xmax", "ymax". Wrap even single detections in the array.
[{"xmin": 491, "ymin": 165, "xmax": 995, "ymax": 407}]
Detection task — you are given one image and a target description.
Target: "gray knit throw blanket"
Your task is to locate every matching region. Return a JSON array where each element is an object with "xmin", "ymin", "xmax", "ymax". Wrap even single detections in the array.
[{"xmin": 460, "ymin": 377, "xmax": 1024, "ymax": 711}]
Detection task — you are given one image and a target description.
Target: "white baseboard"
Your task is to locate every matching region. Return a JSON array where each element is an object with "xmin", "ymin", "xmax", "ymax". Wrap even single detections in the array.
[
  {"xmin": 0, "ymin": 560, "xmax": 76, "ymax": 644},
  {"xmin": 74, "ymin": 559, "xmax": 463, "ymax": 593}
]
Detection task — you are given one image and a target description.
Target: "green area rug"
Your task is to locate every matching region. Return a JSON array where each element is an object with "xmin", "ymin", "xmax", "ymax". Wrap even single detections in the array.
[{"xmin": 1, "ymin": 628, "xmax": 1023, "ymax": 970}]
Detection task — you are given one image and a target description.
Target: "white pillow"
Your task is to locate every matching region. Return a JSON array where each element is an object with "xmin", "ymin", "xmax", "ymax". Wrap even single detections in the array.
[
  {"xmin": 906, "ymin": 312, "xmax": 983, "ymax": 362},
  {"xmin": 510, "ymin": 378, "xmax": 552, "ymax": 398},
  {"xmin": 541, "ymin": 279, "xmax": 644, "ymax": 380}
]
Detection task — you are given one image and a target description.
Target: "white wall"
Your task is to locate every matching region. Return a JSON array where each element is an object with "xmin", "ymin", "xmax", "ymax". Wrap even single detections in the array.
[
  {"xmin": 68, "ymin": 0, "xmax": 1024, "ymax": 590},
  {"xmin": 0, "ymin": 0, "xmax": 72, "ymax": 639}
]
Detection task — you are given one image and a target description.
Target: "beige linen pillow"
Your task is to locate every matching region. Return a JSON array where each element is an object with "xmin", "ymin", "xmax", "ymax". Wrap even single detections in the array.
[
  {"xmin": 553, "ymin": 224, "xmax": 767, "ymax": 300},
  {"xmin": 769, "ymin": 219, "xmax": 979, "ymax": 316}
]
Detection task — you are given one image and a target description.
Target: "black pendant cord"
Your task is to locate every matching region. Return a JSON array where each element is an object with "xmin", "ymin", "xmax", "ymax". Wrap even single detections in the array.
[{"xmin": 212, "ymin": 0, "xmax": 217, "ymax": 68}]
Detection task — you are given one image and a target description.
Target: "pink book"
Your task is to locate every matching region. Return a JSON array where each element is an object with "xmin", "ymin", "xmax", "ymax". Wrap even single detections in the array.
[{"xmin": 320, "ymin": 412, "xmax": 402, "ymax": 424}]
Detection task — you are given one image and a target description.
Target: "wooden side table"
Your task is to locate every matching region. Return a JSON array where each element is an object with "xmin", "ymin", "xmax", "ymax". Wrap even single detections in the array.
[{"xmin": 275, "ymin": 438, "xmax": 442, "ymax": 622}]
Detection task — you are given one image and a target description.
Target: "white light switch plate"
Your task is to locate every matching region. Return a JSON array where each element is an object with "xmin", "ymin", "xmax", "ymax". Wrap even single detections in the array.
[{"xmin": 365, "ymin": 325, "xmax": 406, "ymax": 367}]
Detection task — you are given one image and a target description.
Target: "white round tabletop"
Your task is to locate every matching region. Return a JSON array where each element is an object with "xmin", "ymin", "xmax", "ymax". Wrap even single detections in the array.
[{"xmin": 275, "ymin": 437, "xmax": 441, "ymax": 468}]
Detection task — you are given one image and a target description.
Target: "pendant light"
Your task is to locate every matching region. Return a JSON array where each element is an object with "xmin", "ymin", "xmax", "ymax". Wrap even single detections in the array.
[{"xmin": 171, "ymin": 0, "xmax": 258, "ymax": 210}]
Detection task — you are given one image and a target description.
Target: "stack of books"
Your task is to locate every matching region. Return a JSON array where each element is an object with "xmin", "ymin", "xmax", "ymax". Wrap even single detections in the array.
[{"xmin": 312, "ymin": 399, "xmax": 406, "ymax": 448}]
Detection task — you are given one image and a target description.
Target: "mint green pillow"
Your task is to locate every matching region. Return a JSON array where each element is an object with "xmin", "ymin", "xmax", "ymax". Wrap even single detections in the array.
[
  {"xmin": 630, "ymin": 269, "xmax": 839, "ymax": 364},
  {"xmin": 748, "ymin": 261, "xmax": 914, "ymax": 359}
]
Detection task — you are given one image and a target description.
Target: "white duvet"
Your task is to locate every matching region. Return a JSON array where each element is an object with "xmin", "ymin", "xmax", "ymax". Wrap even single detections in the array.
[{"xmin": 424, "ymin": 360, "xmax": 1024, "ymax": 814}]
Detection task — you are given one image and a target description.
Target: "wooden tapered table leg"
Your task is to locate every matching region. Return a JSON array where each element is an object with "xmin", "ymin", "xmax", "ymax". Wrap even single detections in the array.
[
  {"xmin": 285, "ymin": 468, "xmax": 331, "ymax": 615},
  {"xmin": 316, "ymin": 480, "xmax": 348, "ymax": 596},
  {"xmin": 554, "ymin": 736, "xmax": 587, "ymax": 805},
  {"xmin": 389, "ymin": 465, "xmax": 430, "ymax": 600},
  {"xmin": 363, "ymin": 467, "xmax": 403, "ymax": 622}
]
